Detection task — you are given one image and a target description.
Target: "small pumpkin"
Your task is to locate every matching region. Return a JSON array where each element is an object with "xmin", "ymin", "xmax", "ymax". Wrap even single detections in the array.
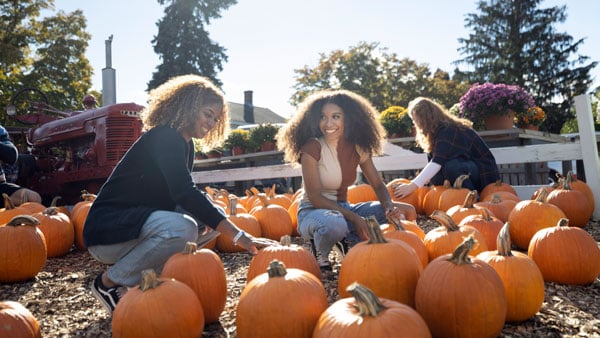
[
  {"xmin": 446, "ymin": 190, "xmax": 486, "ymax": 224},
  {"xmin": 421, "ymin": 180, "xmax": 451, "ymax": 216},
  {"xmin": 0, "ymin": 300, "xmax": 42, "ymax": 338},
  {"xmin": 313, "ymin": 282, "xmax": 431, "ymax": 338},
  {"xmin": 528, "ymin": 218, "xmax": 600, "ymax": 285},
  {"xmin": 383, "ymin": 217, "xmax": 429, "ymax": 268},
  {"xmin": 458, "ymin": 208, "xmax": 503, "ymax": 251},
  {"xmin": 545, "ymin": 172, "xmax": 593, "ymax": 228},
  {"xmin": 236, "ymin": 260, "xmax": 328, "ymax": 338},
  {"xmin": 415, "ymin": 236, "xmax": 507, "ymax": 338},
  {"xmin": 347, "ymin": 183, "xmax": 377, "ymax": 204},
  {"xmin": 71, "ymin": 191, "xmax": 97, "ymax": 251},
  {"xmin": 216, "ymin": 198, "xmax": 261, "ymax": 253},
  {"xmin": 247, "ymin": 235, "xmax": 321, "ymax": 281},
  {"xmin": 112, "ymin": 269, "xmax": 204, "ymax": 338},
  {"xmin": 33, "ymin": 207, "xmax": 74, "ymax": 258},
  {"xmin": 161, "ymin": 242, "xmax": 227, "ymax": 324},
  {"xmin": 338, "ymin": 216, "xmax": 422, "ymax": 307},
  {"xmin": 477, "ymin": 222, "xmax": 545, "ymax": 322},
  {"xmin": 0, "ymin": 215, "xmax": 47, "ymax": 283},
  {"xmin": 437, "ymin": 174, "xmax": 471, "ymax": 212},
  {"xmin": 480, "ymin": 179, "xmax": 518, "ymax": 201},
  {"xmin": 250, "ymin": 194, "xmax": 294, "ymax": 240},
  {"xmin": 423, "ymin": 210, "xmax": 488, "ymax": 260}
]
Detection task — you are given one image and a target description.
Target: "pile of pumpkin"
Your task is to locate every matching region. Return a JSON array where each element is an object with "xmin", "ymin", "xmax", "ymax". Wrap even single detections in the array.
[{"xmin": 1, "ymin": 169, "xmax": 600, "ymax": 337}]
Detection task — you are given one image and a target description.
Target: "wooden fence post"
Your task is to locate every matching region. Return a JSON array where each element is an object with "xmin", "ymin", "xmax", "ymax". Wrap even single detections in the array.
[{"xmin": 574, "ymin": 94, "xmax": 600, "ymax": 220}]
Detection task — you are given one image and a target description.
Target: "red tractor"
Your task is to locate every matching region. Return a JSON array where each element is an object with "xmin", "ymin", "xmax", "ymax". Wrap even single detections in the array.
[{"xmin": 5, "ymin": 88, "xmax": 144, "ymax": 204}]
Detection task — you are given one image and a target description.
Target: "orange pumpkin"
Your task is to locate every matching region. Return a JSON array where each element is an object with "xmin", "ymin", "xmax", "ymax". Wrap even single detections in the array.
[
  {"xmin": 415, "ymin": 236, "xmax": 507, "ymax": 338},
  {"xmin": 528, "ymin": 218, "xmax": 600, "ymax": 285},
  {"xmin": 0, "ymin": 193, "xmax": 29, "ymax": 225},
  {"xmin": 216, "ymin": 198, "xmax": 261, "ymax": 253},
  {"xmin": 0, "ymin": 215, "xmax": 47, "ymax": 283},
  {"xmin": 0, "ymin": 300, "xmax": 42, "ymax": 338},
  {"xmin": 421, "ymin": 180, "xmax": 451, "ymax": 216},
  {"xmin": 383, "ymin": 218, "xmax": 429, "ymax": 268},
  {"xmin": 313, "ymin": 283, "xmax": 431, "ymax": 338},
  {"xmin": 565, "ymin": 171, "xmax": 595, "ymax": 213},
  {"xmin": 546, "ymin": 173, "xmax": 593, "ymax": 228},
  {"xmin": 236, "ymin": 260, "xmax": 328, "ymax": 338},
  {"xmin": 386, "ymin": 178, "xmax": 419, "ymax": 209},
  {"xmin": 33, "ymin": 207, "xmax": 74, "ymax": 258},
  {"xmin": 71, "ymin": 191, "xmax": 96, "ymax": 251},
  {"xmin": 446, "ymin": 190, "xmax": 486, "ymax": 224},
  {"xmin": 347, "ymin": 183, "xmax": 377, "ymax": 203},
  {"xmin": 477, "ymin": 223, "xmax": 545, "ymax": 322},
  {"xmin": 161, "ymin": 242, "xmax": 227, "ymax": 324},
  {"xmin": 458, "ymin": 208, "xmax": 504, "ymax": 251},
  {"xmin": 251, "ymin": 195, "xmax": 293, "ymax": 240},
  {"xmin": 480, "ymin": 179, "xmax": 518, "ymax": 201},
  {"xmin": 423, "ymin": 210, "xmax": 488, "ymax": 260},
  {"xmin": 338, "ymin": 217, "xmax": 422, "ymax": 307},
  {"xmin": 112, "ymin": 269, "xmax": 204, "ymax": 338},
  {"xmin": 474, "ymin": 193, "xmax": 512, "ymax": 222},
  {"xmin": 508, "ymin": 188, "xmax": 566, "ymax": 250},
  {"xmin": 437, "ymin": 175, "xmax": 471, "ymax": 212}
]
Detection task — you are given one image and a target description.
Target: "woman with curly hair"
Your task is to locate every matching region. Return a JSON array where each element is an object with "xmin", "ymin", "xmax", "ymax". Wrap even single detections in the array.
[
  {"xmin": 277, "ymin": 89, "xmax": 416, "ymax": 270},
  {"xmin": 84, "ymin": 75, "xmax": 275, "ymax": 313},
  {"xmin": 393, "ymin": 97, "xmax": 499, "ymax": 199}
]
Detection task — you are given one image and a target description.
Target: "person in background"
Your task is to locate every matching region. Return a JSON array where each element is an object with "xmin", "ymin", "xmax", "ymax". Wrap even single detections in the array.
[
  {"xmin": 277, "ymin": 89, "xmax": 416, "ymax": 271},
  {"xmin": 84, "ymin": 75, "xmax": 276, "ymax": 313},
  {"xmin": 0, "ymin": 125, "xmax": 42, "ymax": 206},
  {"xmin": 83, "ymin": 94, "xmax": 97, "ymax": 110},
  {"xmin": 393, "ymin": 97, "xmax": 499, "ymax": 199}
]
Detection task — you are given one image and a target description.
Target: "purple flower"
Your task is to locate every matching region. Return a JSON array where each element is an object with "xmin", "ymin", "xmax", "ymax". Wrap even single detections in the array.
[{"xmin": 458, "ymin": 83, "xmax": 536, "ymax": 123}]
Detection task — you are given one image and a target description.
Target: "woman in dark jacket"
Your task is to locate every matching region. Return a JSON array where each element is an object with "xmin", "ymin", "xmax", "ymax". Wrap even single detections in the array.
[{"xmin": 84, "ymin": 74, "xmax": 275, "ymax": 313}]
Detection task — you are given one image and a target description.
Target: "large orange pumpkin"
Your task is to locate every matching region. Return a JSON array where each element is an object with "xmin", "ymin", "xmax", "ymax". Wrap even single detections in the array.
[
  {"xmin": 338, "ymin": 217, "xmax": 422, "ymax": 307},
  {"xmin": 347, "ymin": 183, "xmax": 377, "ymax": 204},
  {"xmin": 386, "ymin": 178, "xmax": 419, "ymax": 209},
  {"xmin": 247, "ymin": 235, "xmax": 321, "ymax": 281},
  {"xmin": 216, "ymin": 198, "xmax": 261, "ymax": 253},
  {"xmin": 421, "ymin": 180, "xmax": 451, "ymax": 216},
  {"xmin": 161, "ymin": 242, "xmax": 227, "ymax": 324},
  {"xmin": 437, "ymin": 174, "xmax": 472, "ymax": 212},
  {"xmin": 112, "ymin": 269, "xmax": 204, "ymax": 338},
  {"xmin": 528, "ymin": 218, "xmax": 600, "ymax": 285},
  {"xmin": 545, "ymin": 173, "xmax": 593, "ymax": 228},
  {"xmin": 0, "ymin": 300, "xmax": 42, "ymax": 338},
  {"xmin": 0, "ymin": 215, "xmax": 47, "ymax": 283},
  {"xmin": 415, "ymin": 236, "xmax": 507, "ymax": 338},
  {"xmin": 236, "ymin": 260, "xmax": 328, "ymax": 338},
  {"xmin": 251, "ymin": 195, "xmax": 293, "ymax": 240},
  {"xmin": 458, "ymin": 208, "xmax": 504, "ymax": 251},
  {"xmin": 477, "ymin": 223, "xmax": 545, "ymax": 322},
  {"xmin": 508, "ymin": 188, "xmax": 566, "ymax": 250},
  {"xmin": 313, "ymin": 283, "xmax": 431, "ymax": 338}
]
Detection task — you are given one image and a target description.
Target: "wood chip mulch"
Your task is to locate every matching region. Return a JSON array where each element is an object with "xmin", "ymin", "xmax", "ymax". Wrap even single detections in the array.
[{"xmin": 1, "ymin": 217, "xmax": 599, "ymax": 337}]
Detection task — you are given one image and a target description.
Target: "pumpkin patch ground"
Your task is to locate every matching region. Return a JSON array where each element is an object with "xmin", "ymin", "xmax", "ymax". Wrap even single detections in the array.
[{"xmin": 1, "ymin": 216, "xmax": 599, "ymax": 337}]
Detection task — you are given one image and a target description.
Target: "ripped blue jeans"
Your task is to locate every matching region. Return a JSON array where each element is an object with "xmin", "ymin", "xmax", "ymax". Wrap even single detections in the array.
[{"xmin": 297, "ymin": 200, "xmax": 387, "ymax": 260}]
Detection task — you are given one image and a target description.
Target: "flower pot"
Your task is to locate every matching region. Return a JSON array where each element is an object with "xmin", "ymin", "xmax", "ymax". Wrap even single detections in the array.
[
  {"xmin": 484, "ymin": 111, "xmax": 515, "ymax": 130},
  {"xmin": 231, "ymin": 146, "xmax": 246, "ymax": 156},
  {"xmin": 260, "ymin": 141, "xmax": 276, "ymax": 152}
]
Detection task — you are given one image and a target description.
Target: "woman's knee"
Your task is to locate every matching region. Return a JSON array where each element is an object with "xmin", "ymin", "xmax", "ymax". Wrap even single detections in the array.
[{"xmin": 144, "ymin": 211, "xmax": 198, "ymax": 243}]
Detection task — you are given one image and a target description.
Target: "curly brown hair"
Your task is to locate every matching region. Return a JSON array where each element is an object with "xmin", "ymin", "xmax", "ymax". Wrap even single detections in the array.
[
  {"xmin": 408, "ymin": 97, "xmax": 472, "ymax": 153},
  {"xmin": 141, "ymin": 74, "xmax": 230, "ymax": 149},
  {"xmin": 277, "ymin": 89, "xmax": 385, "ymax": 164}
]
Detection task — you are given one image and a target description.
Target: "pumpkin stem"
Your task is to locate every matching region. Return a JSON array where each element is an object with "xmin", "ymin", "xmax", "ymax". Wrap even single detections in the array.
[
  {"xmin": 139, "ymin": 269, "xmax": 163, "ymax": 291},
  {"xmin": 182, "ymin": 241, "xmax": 198, "ymax": 254},
  {"xmin": 266, "ymin": 260, "xmax": 287, "ymax": 278},
  {"xmin": 386, "ymin": 216, "xmax": 406, "ymax": 231},
  {"xmin": 2, "ymin": 193, "xmax": 16, "ymax": 210},
  {"xmin": 7, "ymin": 215, "xmax": 40, "ymax": 227},
  {"xmin": 228, "ymin": 197, "xmax": 238, "ymax": 216},
  {"xmin": 452, "ymin": 174, "xmax": 470, "ymax": 189},
  {"xmin": 462, "ymin": 190, "xmax": 478, "ymax": 208},
  {"xmin": 365, "ymin": 216, "xmax": 388, "ymax": 244},
  {"xmin": 280, "ymin": 235, "xmax": 292, "ymax": 246},
  {"xmin": 42, "ymin": 206, "xmax": 60, "ymax": 216},
  {"xmin": 448, "ymin": 235, "xmax": 475, "ymax": 265},
  {"xmin": 429, "ymin": 210, "xmax": 460, "ymax": 231},
  {"xmin": 347, "ymin": 282, "xmax": 388, "ymax": 317},
  {"xmin": 557, "ymin": 218, "xmax": 569, "ymax": 227},
  {"xmin": 496, "ymin": 222, "xmax": 513, "ymax": 257},
  {"xmin": 50, "ymin": 196, "xmax": 62, "ymax": 208},
  {"xmin": 534, "ymin": 188, "xmax": 549, "ymax": 203}
]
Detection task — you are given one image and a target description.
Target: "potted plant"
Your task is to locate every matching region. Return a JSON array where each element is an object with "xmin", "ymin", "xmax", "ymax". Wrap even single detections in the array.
[
  {"xmin": 458, "ymin": 83, "xmax": 535, "ymax": 130},
  {"xmin": 248, "ymin": 123, "xmax": 280, "ymax": 152},
  {"xmin": 207, "ymin": 146, "xmax": 223, "ymax": 159},
  {"xmin": 379, "ymin": 105, "xmax": 414, "ymax": 138},
  {"xmin": 514, "ymin": 106, "xmax": 545, "ymax": 130},
  {"xmin": 224, "ymin": 129, "xmax": 250, "ymax": 155}
]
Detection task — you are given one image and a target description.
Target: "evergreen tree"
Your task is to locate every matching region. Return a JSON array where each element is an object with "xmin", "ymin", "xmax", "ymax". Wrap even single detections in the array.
[
  {"xmin": 455, "ymin": 0, "xmax": 597, "ymax": 133},
  {"xmin": 147, "ymin": 0, "xmax": 236, "ymax": 90}
]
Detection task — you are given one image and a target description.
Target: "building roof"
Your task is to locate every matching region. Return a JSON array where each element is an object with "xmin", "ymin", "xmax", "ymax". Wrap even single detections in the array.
[{"xmin": 227, "ymin": 102, "xmax": 287, "ymax": 127}]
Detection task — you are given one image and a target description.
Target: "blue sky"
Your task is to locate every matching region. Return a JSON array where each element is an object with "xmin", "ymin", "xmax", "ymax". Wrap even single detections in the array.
[{"xmin": 52, "ymin": 0, "xmax": 600, "ymax": 118}]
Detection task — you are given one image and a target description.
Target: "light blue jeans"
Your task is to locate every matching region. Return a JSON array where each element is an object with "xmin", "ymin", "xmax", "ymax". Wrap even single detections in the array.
[
  {"xmin": 87, "ymin": 210, "xmax": 198, "ymax": 287},
  {"xmin": 297, "ymin": 200, "xmax": 387, "ymax": 260}
]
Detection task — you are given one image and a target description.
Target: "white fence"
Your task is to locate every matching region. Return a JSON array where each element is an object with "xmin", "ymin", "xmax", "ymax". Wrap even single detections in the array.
[{"xmin": 193, "ymin": 94, "xmax": 600, "ymax": 220}]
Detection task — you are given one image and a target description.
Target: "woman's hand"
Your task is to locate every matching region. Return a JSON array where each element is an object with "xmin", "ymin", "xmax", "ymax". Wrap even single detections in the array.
[
  {"xmin": 349, "ymin": 213, "xmax": 370, "ymax": 241},
  {"xmin": 236, "ymin": 233, "xmax": 279, "ymax": 255},
  {"xmin": 393, "ymin": 181, "xmax": 418, "ymax": 199},
  {"xmin": 385, "ymin": 201, "xmax": 417, "ymax": 223}
]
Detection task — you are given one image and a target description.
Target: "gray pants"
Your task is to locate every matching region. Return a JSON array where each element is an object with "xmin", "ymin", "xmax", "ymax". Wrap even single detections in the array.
[{"xmin": 87, "ymin": 210, "xmax": 198, "ymax": 286}]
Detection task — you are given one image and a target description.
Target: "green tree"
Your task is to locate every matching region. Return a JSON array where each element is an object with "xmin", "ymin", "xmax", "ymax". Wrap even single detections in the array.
[
  {"xmin": 0, "ymin": 0, "xmax": 93, "ymax": 119},
  {"xmin": 291, "ymin": 41, "xmax": 467, "ymax": 112},
  {"xmin": 147, "ymin": 0, "xmax": 237, "ymax": 90},
  {"xmin": 455, "ymin": 0, "xmax": 597, "ymax": 133}
]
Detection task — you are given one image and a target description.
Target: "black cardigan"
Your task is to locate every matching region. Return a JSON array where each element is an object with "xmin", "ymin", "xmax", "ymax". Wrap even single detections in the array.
[{"xmin": 83, "ymin": 126, "xmax": 225, "ymax": 246}]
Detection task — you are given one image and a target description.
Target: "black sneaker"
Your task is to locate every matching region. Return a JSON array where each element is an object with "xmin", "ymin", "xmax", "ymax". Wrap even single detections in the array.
[
  {"xmin": 91, "ymin": 273, "xmax": 125, "ymax": 313},
  {"xmin": 333, "ymin": 240, "xmax": 348, "ymax": 257}
]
